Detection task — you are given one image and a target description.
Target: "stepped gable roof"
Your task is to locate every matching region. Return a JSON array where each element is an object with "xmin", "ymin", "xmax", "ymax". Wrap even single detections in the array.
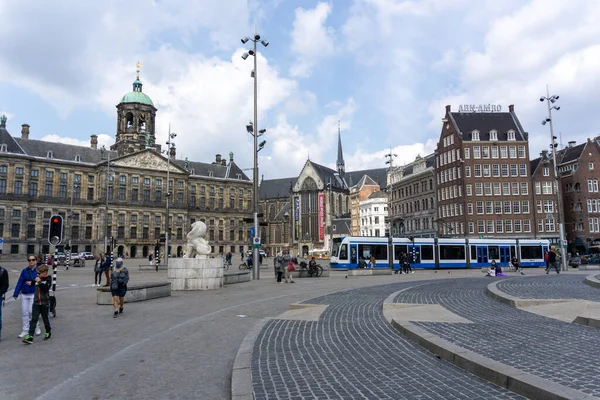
[
  {"xmin": 259, "ymin": 177, "xmax": 297, "ymax": 199},
  {"xmin": 345, "ymin": 167, "xmax": 388, "ymax": 189},
  {"xmin": 0, "ymin": 125, "xmax": 26, "ymax": 155},
  {"xmin": 175, "ymin": 159, "xmax": 250, "ymax": 181},
  {"xmin": 450, "ymin": 112, "xmax": 526, "ymax": 141},
  {"xmin": 558, "ymin": 143, "xmax": 586, "ymax": 165},
  {"xmin": 14, "ymin": 138, "xmax": 114, "ymax": 164},
  {"xmin": 366, "ymin": 190, "xmax": 388, "ymax": 200}
]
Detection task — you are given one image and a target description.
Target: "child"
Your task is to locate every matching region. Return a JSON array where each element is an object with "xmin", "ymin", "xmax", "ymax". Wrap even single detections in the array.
[
  {"xmin": 485, "ymin": 264, "xmax": 496, "ymax": 277},
  {"xmin": 23, "ymin": 265, "xmax": 52, "ymax": 344}
]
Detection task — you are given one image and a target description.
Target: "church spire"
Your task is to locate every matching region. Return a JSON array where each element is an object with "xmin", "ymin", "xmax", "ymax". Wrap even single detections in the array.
[{"xmin": 336, "ymin": 120, "xmax": 345, "ymax": 175}]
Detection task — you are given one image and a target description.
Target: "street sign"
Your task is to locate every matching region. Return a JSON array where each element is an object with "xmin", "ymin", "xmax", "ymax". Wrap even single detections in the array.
[
  {"xmin": 563, "ymin": 239, "xmax": 567, "ymax": 248},
  {"xmin": 0, "ymin": 237, "xmax": 3, "ymax": 251},
  {"xmin": 249, "ymin": 226, "xmax": 255, "ymax": 237},
  {"xmin": 252, "ymin": 237, "xmax": 261, "ymax": 249}
]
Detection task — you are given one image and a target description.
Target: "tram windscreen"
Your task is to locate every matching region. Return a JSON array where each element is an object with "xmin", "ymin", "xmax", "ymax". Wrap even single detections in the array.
[{"xmin": 331, "ymin": 238, "xmax": 342, "ymax": 257}]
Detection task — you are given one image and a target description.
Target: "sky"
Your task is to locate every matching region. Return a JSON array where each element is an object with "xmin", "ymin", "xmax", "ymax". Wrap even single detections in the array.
[{"xmin": 1, "ymin": 0, "xmax": 600, "ymax": 180}]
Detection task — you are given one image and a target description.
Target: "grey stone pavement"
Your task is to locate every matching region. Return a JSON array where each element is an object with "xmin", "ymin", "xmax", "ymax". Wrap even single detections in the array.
[{"xmin": 0, "ymin": 260, "xmax": 597, "ymax": 399}]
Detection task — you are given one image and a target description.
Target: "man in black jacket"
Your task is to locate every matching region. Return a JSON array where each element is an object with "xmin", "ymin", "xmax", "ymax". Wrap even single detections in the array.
[{"xmin": 0, "ymin": 265, "xmax": 10, "ymax": 341}]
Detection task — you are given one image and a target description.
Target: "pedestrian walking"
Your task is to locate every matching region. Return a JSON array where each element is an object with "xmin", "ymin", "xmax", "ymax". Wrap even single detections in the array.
[
  {"xmin": 546, "ymin": 249, "xmax": 560, "ymax": 274},
  {"xmin": 13, "ymin": 255, "xmax": 41, "ymax": 338},
  {"xmin": 544, "ymin": 250, "xmax": 549, "ymax": 270},
  {"xmin": 93, "ymin": 255, "xmax": 103, "ymax": 287},
  {"xmin": 275, "ymin": 253, "xmax": 284, "ymax": 283},
  {"xmin": 22, "ymin": 265, "xmax": 52, "ymax": 344},
  {"xmin": 149, "ymin": 254, "xmax": 153, "ymax": 266},
  {"xmin": 110, "ymin": 258, "xmax": 129, "ymax": 318},
  {"xmin": 369, "ymin": 254, "xmax": 376, "ymax": 268},
  {"xmin": 0, "ymin": 264, "xmax": 9, "ymax": 341}
]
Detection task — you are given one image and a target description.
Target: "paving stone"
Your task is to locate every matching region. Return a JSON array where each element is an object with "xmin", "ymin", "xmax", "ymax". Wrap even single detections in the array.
[{"xmin": 251, "ymin": 282, "xmax": 524, "ymax": 399}]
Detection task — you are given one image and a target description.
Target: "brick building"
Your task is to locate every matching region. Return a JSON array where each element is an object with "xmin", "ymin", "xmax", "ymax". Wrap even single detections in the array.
[
  {"xmin": 435, "ymin": 105, "xmax": 533, "ymax": 237},
  {"xmin": 557, "ymin": 138, "xmax": 600, "ymax": 254}
]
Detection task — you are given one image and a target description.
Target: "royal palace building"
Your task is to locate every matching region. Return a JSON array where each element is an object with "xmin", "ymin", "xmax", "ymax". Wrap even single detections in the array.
[{"xmin": 0, "ymin": 71, "xmax": 252, "ymax": 260}]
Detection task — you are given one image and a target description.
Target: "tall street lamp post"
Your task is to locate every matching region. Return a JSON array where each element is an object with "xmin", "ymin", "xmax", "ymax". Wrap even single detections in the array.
[
  {"xmin": 164, "ymin": 128, "xmax": 177, "ymax": 268},
  {"xmin": 100, "ymin": 146, "xmax": 113, "ymax": 254},
  {"xmin": 242, "ymin": 28, "xmax": 269, "ymax": 280},
  {"xmin": 385, "ymin": 149, "xmax": 397, "ymax": 270},
  {"xmin": 540, "ymin": 86, "xmax": 567, "ymax": 271}
]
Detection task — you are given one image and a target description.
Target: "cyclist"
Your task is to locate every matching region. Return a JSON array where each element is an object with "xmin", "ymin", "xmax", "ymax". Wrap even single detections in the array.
[{"xmin": 246, "ymin": 254, "xmax": 253, "ymax": 269}]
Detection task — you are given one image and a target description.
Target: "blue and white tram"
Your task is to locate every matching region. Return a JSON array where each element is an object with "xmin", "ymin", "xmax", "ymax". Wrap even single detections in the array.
[{"xmin": 330, "ymin": 236, "xmax": 549, "ymax": 270}]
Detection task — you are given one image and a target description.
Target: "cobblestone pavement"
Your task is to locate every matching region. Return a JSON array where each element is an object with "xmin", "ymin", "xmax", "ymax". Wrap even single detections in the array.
[
  {"xmin": 496, "ymin": 274, "xmax": 600, "ymax": 300},
  {"xmin": 252, "ymin": 282, "xmax": 524, "ymax": 400},
  {"xmin": 394, "ymin": 277, "xmax": 600, "ymax": 397}
]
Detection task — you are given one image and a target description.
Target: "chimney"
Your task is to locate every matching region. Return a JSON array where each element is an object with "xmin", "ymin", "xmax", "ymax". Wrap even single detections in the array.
[
  {"xmin": 221, "ymin": 159, "xmax": 226, "ymax": 166},
  {"xmin": 568, "ymin": 140, "xmax": 576, "ymax": 148},
  {"xmin": 21, "ymin": 124, "xmax": 30, "ymax": 139},
  {"xmin": 445, "ymin": 105, "xmax": 451, "ymax": 113},
  {"xmin": 541, "ymin": 150, "xmax": 548, "ymax": 160},
  {"xmin": 215, "ymin": 154, "xmax": 222, "ymax": 164},
  {"xmin": 90, "ymin": 134, "xmax": 98, "ymax": 149},
  {"xmin": 508, "ymin": 104, "xmax": 514, "ymax": 113},
  {"xmin": 169, "ymin": 144, "xmax": 176, "ymax": 160}
]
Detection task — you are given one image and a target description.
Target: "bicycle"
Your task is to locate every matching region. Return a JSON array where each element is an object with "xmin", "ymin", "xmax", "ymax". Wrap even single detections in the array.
[
  {"xmin": 239, "ymin": 262, "xmax": 253, "ymax": 271},
  {"xmin": 299, "ymin": 262, "xmax": 324, "ymax": 277},
  {"xmin": 223, "ymin": 263, "xmax": 229, "ymax": 271}
]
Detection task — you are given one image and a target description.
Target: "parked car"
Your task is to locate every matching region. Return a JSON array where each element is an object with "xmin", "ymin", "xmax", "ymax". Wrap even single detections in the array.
[
  {"xmin": 568, "ymin": 256, "xmax": 581, "ymax": 268},
  {"xmin": 53, "ymin": 252, "xmax": 66, "ymax": 265},
  {"xmin": 80, "ymin": 252, "xmax": 95, "ymax": 260}
]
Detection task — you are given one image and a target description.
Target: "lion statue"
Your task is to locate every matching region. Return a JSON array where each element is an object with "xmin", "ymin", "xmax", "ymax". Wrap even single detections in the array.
[{"xmin": 183, "ymin": 221, "xmax": 211, "ymax": 259}]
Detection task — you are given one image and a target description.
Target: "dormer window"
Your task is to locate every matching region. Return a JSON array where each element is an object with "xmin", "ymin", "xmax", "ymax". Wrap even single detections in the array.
[
  {"xmin": 47, "ymin": 151, "xmax": 53, "ymax": 158},
  {"xmin": 471, "ymin": 130, "xmax": 480, "ymax": 141},
  {"xmin": 74, "ymin": 155, "xmax": 81, "ymax": 162},
  {"xmin": 190, "ymin": 169, "xmax": 195, "ymax": 175},
  {"xmin": 0, "ymin": 144, "xmax": 7, "ymax": 152},
  {"xmin": 236, "ymin": 174, "xmax": 242, "ymax": 179},
  {"xmin": 208, "ymin": 171, "xmax": 214, "ymax": 177},
  {"xmin": 489, "ymin": 130, "xmax": 498, "ymax": 141},
  {"xmin": 507, "ymin": 130, "xmax": 516, "ymax": 141}
]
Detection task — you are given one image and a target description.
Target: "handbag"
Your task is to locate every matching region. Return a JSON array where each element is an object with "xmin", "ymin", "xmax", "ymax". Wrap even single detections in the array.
[{"xmin": 287, "ymin": 262, "xmax": 296, "ymax": 272}]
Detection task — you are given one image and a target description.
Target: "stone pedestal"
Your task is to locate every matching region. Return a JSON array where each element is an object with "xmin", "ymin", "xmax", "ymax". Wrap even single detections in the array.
[{"xmin": 168, "ymin": 258, "xmax": 223, "ymax": 290}]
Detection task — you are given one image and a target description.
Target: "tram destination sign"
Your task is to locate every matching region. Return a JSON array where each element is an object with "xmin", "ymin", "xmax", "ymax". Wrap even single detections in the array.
[{"xmin": 458, "ymin": 104, "xmax": 502, "ymax": 113}]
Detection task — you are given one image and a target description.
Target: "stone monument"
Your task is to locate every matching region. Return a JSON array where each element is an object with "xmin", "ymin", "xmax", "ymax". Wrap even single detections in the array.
[{"xmin": 167, "ymin": 221, "xmax": 223, "ymax": 290}]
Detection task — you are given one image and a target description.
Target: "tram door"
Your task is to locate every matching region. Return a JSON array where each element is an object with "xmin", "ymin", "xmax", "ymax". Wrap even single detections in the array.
[
  {"xmin": 350, "ymin": 244, "xmax": 358, "ymax": 267},
  {"xmin": 476, "ymin": 247, "xmax": 489, "ymax": 264},
  {"xmin": 499, "ymin": 246, "xmax": 511, "ymax": 264}
]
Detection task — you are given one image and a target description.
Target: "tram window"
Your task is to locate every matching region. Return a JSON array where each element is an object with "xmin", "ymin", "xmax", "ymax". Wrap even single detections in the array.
[
  {"xmin": 488, "ymin": 246, "xmax": 499, "ymax": 260},
  {"xmin": 521, "ymin": 245, "xmax": 542, "ymax": 259},
  {"xmin": 421, "ymin": 245, "xmax": 434, "ymax": 260},
  {"xmin": 510, "ymin": 246, "xmax": 516, "ymax": 259},
  {"xmin": 470, "ymin": 245, "xmax": 477, "ymax": 260},
  {"xmin": 394, "ymin": 245, "xmax": 408, "ymax": 260},
  {"xmin": 339, "ymin": 244, "xmax": 348, "ymax": 260},
  {"xmin": 359, "ymin": 244, "xmax": 387, "ymax": 260},
  {"xmin": 439, "ymin": 245, "xmax": 466, "ymax": 260}
]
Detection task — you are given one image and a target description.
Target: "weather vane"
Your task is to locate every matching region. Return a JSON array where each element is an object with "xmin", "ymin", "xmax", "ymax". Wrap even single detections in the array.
[{"xmin": 136, "ymin": 61, "xmax": 142, "ymax": 79}]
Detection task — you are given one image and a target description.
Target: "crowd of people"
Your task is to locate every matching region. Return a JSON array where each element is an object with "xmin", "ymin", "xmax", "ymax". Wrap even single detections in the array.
[{"xmin": 0, "ymin": 252, "xmax": 130, "ymax": 344}]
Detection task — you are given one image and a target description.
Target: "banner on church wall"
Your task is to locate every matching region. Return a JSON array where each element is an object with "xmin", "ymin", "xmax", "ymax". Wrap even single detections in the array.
[
  {"xmin": 294, "ymin": 196, "xmax": 300, "ymax": 241},
  {"xmin": 318, "ymin": 193, "xmax": 324, "ymax": 240}
]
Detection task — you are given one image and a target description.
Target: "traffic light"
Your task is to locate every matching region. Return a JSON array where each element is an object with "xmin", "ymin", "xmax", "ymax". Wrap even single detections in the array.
[{"xmin": 48, "ymin": 215, "xmax": 63, "ymax": 245}]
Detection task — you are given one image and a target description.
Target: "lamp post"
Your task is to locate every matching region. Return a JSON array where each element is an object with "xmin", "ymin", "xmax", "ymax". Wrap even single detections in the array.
[
  {"xmin": 100, "ymin": 146, "xmax": 113, "ymax": 254},
  {"xmin": 540, "ymin": 87, "xmax": 567, "ymax": 271},
  {"xmin": 66, "ymin": 178, "xmax": 80, "ymax": 270},
  {"xmin": 242, "ymin": 28, "xmax": 269, "ymax": 281},
  {"xmin": 385, "ymin": 149, "xmax": 397, "ymax": 270},
  {"xmin": 164, "ymin": 128, "xmax": 177, "ymax": 268}
]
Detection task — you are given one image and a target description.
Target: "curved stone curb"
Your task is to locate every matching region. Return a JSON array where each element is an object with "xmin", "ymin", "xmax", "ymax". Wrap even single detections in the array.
[
  {"xmin": 383, "ymin": 290, "xmax": 593, "ymax": 400},
  {"xmin": 231, "ymin": 318, "xmax": 269, "ymax": 400},
  {"xmin": 485, "ymin": 280, "xmax": 571, "ymax": 308},
  {"xmin": 584, "ymin": 273, "xmax": 600, "ymax": 289}
]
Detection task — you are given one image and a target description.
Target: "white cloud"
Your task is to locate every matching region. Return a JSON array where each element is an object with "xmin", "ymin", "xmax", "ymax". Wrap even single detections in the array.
[
  {"xmin": 289, "ymin": 2, "xmax": 336, "ymax": 78},
  {"xmin": 345, "ymin": 139, "xmax": 438, "ymax": 172},
  {"xmin": 40, "ymin": 133, "xmax": 113, "ymax": 149}
]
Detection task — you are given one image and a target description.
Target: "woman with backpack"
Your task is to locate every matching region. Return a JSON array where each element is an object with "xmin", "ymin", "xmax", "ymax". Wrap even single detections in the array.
[{"xmin": 110, "ymin": 257, "xmax": 129, "ymax": 318}]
